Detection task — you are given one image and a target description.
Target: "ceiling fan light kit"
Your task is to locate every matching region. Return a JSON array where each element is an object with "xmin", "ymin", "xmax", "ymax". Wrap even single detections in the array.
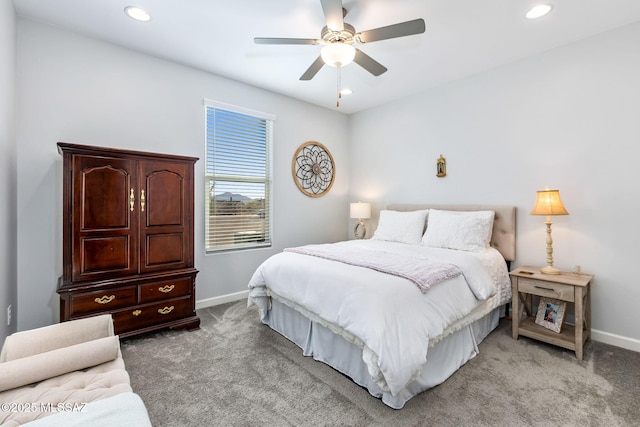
[
  {"xmin": 321, "ymin": 43, "xmax": 356, "ymax": 67},
  {"xmin": 254, "ymin": 0, "xmax": 425, "ymax": 107}
]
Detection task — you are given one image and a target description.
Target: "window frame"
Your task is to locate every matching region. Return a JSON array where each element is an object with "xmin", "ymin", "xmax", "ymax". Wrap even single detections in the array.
[{"xmin": 204, "ymin": 99, "xmax": 275, "ymax": 253}]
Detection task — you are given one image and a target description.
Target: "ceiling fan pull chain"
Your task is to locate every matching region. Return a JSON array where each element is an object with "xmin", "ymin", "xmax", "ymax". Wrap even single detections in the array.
[{"xmin": 336, "ymin": 67, "xmax": 341, "ymax": 107}]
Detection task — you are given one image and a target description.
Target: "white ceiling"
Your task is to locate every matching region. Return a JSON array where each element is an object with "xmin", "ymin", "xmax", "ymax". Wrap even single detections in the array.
[{"xmin": 13, "ymin": 0, "xmax": 640, "ymax": 114}]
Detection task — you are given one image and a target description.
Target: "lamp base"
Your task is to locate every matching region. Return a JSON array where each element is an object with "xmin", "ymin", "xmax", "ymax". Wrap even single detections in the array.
[
  {"xmin": 353, "ymin": 221, "xmax": 366, "ymax": 239},
  {"xmin": 540, "ymin": 265, "xmax": 561, "ymax": 275}
]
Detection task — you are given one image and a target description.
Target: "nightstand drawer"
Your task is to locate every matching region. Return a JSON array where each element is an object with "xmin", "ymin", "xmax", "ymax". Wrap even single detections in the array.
[{"xmin": 518, "ymin": 278, "xmax": 575, "ymax": 302}]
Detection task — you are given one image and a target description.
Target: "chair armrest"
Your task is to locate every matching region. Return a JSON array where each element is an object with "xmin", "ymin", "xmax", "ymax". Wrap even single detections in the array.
[{"xmin": 0, "ymin": 314, "xmax": 114, "ymax": 362}]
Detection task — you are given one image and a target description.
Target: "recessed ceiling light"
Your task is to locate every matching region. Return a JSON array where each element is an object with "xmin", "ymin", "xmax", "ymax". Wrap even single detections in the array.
[
  {"xmin": 526, "ymin": 4, "xmax": 553, "ymax": 19},
  {"xmin": 125, "ymin": 6, "xmax": 151, "ymax": 22},
  {"xmin": 340, "ymin": 88, "xmax": 353, "ymax": 96}
]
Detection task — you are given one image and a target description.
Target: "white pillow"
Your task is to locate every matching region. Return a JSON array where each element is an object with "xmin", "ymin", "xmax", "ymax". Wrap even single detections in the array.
[
  {"xmin": 372, "ymin": 209, "xmax": 429, "ymax": 245},
  {"xmin": 422, "ymin": 209, "xmax": 495, "ymax": 251}
]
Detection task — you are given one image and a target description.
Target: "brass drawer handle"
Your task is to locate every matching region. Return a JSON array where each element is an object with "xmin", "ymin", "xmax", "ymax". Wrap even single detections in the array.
[
  {"xmin": 158, "ymin": 306, "xmax": 174, "ymax": 315},
  {"xmin": 141, "ymin": 189, "xmax": 146, "ymax": 212},
  {"xmin": 158, "ymin": 285, "xmax": 175, "ymax": 293},
  {"xmin": 95, "ymin": 295, "xmax": 115, "ymax": 304},
  {"xmin": 132, "ymin": 310, "xmax": 142, "ymax": 316}
]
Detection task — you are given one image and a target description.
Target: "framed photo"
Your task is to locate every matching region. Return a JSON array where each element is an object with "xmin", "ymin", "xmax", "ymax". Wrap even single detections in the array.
[{"xmin": 535, "ymin": 297, "xmax": 566, "ymax": 333}]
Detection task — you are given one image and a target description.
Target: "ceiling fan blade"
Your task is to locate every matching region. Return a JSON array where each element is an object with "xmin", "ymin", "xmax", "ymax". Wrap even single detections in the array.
[
  {"xmin": 320, "ymin": 0, "xmax": 344, "ymax": 31},
  {"xmin": 354, "ymin": 49, "xmax": 387, "ymax": 76},
  {"xmin": 254, "ymin": 37, "xmax": 319, "ymax": 45},
  {"xmin": 357, "ymin": 18, "xmax": 426, "ymax": 43},
  {"xmin": 300, "ymin": 56, "xmax": 325, "ymax": 80}
]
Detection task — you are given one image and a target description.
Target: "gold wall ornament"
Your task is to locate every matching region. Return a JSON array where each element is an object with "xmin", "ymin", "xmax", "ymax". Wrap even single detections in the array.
[
  {"xmin": 292, "ymin": 141, "xmax": 335, "ymax": 197},
  {"xmin": 436, "ymin": 155, "xmax": 447, "ymax": 177}
]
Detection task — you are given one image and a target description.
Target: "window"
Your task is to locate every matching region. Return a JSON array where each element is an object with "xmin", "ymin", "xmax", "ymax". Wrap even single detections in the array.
[{"xmin": 205, "ymin": 100, "xmax": 274, "ymax": 252}]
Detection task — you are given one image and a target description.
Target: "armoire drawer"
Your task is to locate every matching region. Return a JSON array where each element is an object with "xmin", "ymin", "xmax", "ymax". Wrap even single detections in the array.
[
  {"xmin": 111, "ymin": 296, "xmax": 194, "ymax": 334},
  {"xmin": 69, "ymin": 286, "xmax": 137, "ymax": 316},
  {"xmin": 139, "ymin": 277, "xmax": 192, "ymax": 303}
]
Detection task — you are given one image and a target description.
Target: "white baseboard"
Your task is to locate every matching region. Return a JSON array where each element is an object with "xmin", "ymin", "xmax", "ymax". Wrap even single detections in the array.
[
  {"xmin": 592, "ymin": 329, "xmax": 640, "ymax": 353},
  {"xmin": 195, "ymin": 290, "xmax": 249, "ymax": 310}
]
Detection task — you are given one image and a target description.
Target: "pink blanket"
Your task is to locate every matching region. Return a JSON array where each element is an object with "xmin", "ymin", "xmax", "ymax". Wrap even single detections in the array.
[{"xmin": 284, "ymin": 243, "xmax": 462, "ymax": 293}]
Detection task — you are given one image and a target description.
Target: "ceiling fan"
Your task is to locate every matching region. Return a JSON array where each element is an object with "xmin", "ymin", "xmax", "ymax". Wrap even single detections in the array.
[{"xmin": 254, "ymin": 0, "xmax": 426, "ymax": 81}]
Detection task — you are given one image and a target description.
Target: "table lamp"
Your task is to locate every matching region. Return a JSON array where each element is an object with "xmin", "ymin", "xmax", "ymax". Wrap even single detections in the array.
[
  {"xmin": 530, "ymin": 187, "xmax": 569, "ymax": 274},
  {"xmin": 350, "ymin": 202, "xmax": 371, "ymax": 239}
]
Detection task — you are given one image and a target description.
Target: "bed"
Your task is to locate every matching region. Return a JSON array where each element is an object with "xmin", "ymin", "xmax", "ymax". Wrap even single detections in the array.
[{"xmin": 248, "ymin": 204, "xmax": 516, "ymax": 409}]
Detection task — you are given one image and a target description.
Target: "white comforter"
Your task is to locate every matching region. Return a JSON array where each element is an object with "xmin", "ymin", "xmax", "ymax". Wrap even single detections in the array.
[{"xmin": 248, "ymin": 240, "xmax": 510, "ymax": 396}]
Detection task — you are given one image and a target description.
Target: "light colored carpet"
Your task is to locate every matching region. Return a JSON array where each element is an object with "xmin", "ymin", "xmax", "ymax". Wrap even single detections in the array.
[{"xmin": 120, "ymin": 302, "xmax": 640, "ymax": 426}]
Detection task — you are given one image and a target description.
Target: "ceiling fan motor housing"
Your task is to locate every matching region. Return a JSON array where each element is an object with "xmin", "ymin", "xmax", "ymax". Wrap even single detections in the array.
[{"xmin": 321, "ymin": 23, "xmax": 356, "ymax": 45}]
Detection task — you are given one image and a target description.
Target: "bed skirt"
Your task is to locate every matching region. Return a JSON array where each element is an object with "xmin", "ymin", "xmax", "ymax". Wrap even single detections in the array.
[{"xmin": 262, "ymin": 297, "xmax": 501, "ymax": 409}]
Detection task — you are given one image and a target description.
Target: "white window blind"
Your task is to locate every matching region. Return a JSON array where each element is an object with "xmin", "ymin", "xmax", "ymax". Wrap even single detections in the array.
[{"xmin": 204, "ymin": 100, "xmax": 274, "ymax": 252}]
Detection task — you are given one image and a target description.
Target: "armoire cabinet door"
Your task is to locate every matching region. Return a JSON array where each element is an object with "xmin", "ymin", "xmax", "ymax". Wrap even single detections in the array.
[
  {"xmin": 71, "ymin": 155, "xmax": 139, "ymax": 281},
  {"xmin": 138, "ymin": 160, "xmax": 194, "ymax": 273}
]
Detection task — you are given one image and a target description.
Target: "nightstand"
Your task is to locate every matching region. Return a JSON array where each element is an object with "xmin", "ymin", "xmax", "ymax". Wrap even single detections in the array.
[{"xmin": 509, "ymin": 266, "xmax": 593, "ymax": 361}]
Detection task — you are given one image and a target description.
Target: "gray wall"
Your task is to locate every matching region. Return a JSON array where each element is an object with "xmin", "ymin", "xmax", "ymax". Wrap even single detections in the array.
[
  {"xmin": 349, "ymin": 22, "xmax": 640, "ymax": 346},
  {"xmin": 15, "ymin": 19, "xmax": 349, "ymax": 331},
  {"xmin": 0, "ymin": 0, "xmax": 17, "ymax": 342}
]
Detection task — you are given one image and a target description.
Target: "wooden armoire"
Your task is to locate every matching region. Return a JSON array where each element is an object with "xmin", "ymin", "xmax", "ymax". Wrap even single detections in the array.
[{"xmin": 57, "ymin": 142, "xmax": 200, "ymax": 337}]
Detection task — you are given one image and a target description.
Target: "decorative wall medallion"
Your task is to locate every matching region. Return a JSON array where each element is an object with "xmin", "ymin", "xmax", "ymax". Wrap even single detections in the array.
[
  {"xmin": 292, "ymin": 141, "xmax": 335, "ymax": 197},
  {"xmin": 436, "ymin": 154, "xmax": 447, "ymax": 178}
]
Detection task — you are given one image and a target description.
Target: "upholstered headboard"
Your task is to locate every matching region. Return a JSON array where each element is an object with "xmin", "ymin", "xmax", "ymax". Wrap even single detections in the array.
[{"xmin": 386, "ymin": 204, "xmax": 517, "ymax": 262}]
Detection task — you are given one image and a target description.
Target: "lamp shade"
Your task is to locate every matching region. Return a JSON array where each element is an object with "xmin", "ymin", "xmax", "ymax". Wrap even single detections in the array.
[
  {"xmin": 350, "ymin": 202, "xmax": 371, "ymax": 219},
  {"xmin": 321, "ymin": 43, "xmax": 356, "ymax": 68},
  {"xmin": 530, "ymin": 189, "xmax": 569, "ymax": 216}
]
